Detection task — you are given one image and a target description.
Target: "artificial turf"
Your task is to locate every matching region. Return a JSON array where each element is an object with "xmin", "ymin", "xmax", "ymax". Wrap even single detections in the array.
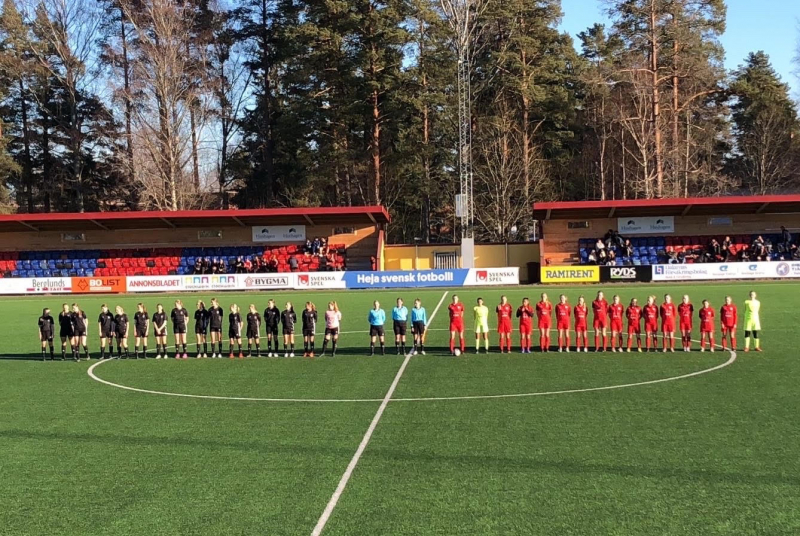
[{"xmin": 1, "ymin": 282, "xmax": 799, "ymax": 535}]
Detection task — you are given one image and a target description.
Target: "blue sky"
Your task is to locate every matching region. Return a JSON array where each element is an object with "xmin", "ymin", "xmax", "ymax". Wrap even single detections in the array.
[{"xmin": 559, "ymin": 0, "xmax": 800, "ymax": 93}]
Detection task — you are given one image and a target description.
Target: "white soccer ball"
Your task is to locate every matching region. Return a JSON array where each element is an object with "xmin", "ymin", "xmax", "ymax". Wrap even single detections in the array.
[{"xmin": 453, "ymin": 348, "xmax": 461, "ymax": 356}]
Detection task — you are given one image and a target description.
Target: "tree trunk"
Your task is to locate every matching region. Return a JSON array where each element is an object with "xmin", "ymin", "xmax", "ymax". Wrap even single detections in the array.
[
  {"xmin": 421, "ymin": 69, "xmax": 431, "ymax": 242},
  {"xmin": 120, "ymin": 9, "xmax": 134, "ymax": 183},
  {"xmin": 185, "ymin": 41, "xmax": 200, "ymax": 190},
  {"xmin": 17, "ymin": 79, "xmax": 33, "ymax": 212},
  {"xmin": 42, "ymin": 106, "xmax": 51, "ymax": 212},
  {"xmin": 650, "ymin": 2, "xmax": 665, "ymax": 198},
  {"xmin": 259, "ymin": 0, "xmax": 275, "ymax": 205},
  {"xmin": 671, "ymin": 6, "xmax": 680, "ymax": 194}
]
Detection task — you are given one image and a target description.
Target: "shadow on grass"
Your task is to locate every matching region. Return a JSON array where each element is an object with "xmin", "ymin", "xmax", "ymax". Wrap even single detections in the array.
[
  {"xmin": 0, "ymin": 427, "xmax": 796, "ymax": 488},
  {"xmin": 0, "ymin": 346, "xmax": 479, "ymax": 361}
]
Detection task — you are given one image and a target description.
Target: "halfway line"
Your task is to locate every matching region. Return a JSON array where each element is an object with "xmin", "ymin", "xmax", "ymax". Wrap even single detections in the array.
[{"xmin": 310, "ymin": 290, "xmax": 449, "ymax": 535}]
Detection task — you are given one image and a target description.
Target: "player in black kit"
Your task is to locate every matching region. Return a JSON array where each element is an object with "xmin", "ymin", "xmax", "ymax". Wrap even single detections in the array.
[
  {"xmin": 281, "ymin": 302, "xmax": 297, "ymax": 357},
  {"xmin": 114, "ymin": 306, "xmax": 130, "ymax": 358},
  {"xmin": 71, "ymin": 303, "xmax": 89, "ymax": 360},
  {"xmin": 208, "ymin": 298, "xmax": 225, "ymax": 358},
  {"xmin": 133, "ymin": 303, "xmax": 150, "ymax": 359},
  {"xmin": 38, "ymin": 308, "xmax": 55, "ymax": 360},
  {"xmin": 58, "ymin": 303, "xmax": 74, "ymax": 360},
  {"xmin": 228, "ymin": 304, "xmax": 243, "ymax": 358},
  {"xmin": 152, "ymin": 304, "xmax": 168, "ymax": 359},
  {"xmin": 302, "ymin": 302, "xmax": 318, "ymax": 357},
  {"xmin": 245, "ymin": 304, "xmax": 261, "ymax": 357},
  {"xmin": 263, "ymin": 299, "xmax": 281, "ymax": 357},
  {"xmin": 171, "ymin": 300, "xmax": 189, "ymax": 359},
  {"xmin": 98, "ymin": 304, "xmax": 115, "ymax": 359},
  {"xmin": 194, "ymin": 300, "xmax": 209, "ymax": 358}
]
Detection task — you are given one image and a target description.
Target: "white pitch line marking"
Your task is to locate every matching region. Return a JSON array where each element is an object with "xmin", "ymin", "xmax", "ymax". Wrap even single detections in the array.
[{"xmin": 310, "ymin": 290, "xmax": 449, "ymax": 536}]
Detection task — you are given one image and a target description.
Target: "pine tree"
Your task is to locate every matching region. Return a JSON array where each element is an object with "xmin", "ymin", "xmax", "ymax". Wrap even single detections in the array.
[{"xmin": 729, "ymin": 51, "xmax": 800, "ymax": 194}]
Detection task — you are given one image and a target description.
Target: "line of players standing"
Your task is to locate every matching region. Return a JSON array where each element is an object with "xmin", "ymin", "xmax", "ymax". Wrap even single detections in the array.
[{"xmin": 36, "ymin": 298, "xmax": 343, "ymax": 361}]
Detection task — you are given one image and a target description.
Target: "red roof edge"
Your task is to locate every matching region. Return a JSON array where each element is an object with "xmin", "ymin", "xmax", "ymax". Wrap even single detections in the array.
[{"xmin": 533, "ymin": 194, "xmax": 800, "ymax": 212}]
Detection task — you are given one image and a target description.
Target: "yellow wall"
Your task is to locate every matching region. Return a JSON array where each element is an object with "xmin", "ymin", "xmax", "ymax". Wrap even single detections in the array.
[{"xmin": 383, "ymin": 243, "xmax": 540, "ymax": 281}]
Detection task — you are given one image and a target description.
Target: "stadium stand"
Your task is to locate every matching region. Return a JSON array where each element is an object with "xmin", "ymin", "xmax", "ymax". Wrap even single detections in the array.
[
  {"xmin": 576, "ymin": 234, "xmax": 794, "ymax": 266},
  {"xmin": 0, "ymin": 245, "xmax": 348, "ymax": 278},
  {"xmin": 0, "ymin": 207, "xmax": 389, "ymax": 277}
]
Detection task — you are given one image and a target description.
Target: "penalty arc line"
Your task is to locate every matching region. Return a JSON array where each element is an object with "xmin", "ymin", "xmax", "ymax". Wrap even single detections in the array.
[{"xmin": 310, "ymin": 290, "xmax": 450, "ymax": 536}]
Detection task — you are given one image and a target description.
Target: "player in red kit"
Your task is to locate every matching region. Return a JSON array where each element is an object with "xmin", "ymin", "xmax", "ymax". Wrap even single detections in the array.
[
  {"xmin": 699, "ymin": 299, "xmax": 716, "ymax": 352},
  {"xmin": 608, "ymin": 295, "xmax": 625, "ymax": 352},
  {"xmin": 535, "ymin": 293, "xmax": 552, "ymax": 352},
  {"xmin": 496, "ymin": 295, "xmax": 513, "ymax": 353},
  {"xmin": 625, "ymin": 298, "xmax": 642, "ymax": 352},
  {"xmin": 720, "ymin": 296, "xmax": 738, "ymax": 351},
  {"xmin": 448, "ymin": 295, "xmax": 466, "ymax": 355},
  {"xmin": 574, "ymin": 296, "xmax": 589, "ymax": 352},
  {"xmin": 643, "ymin": 295, "xmax": 659, "ymax": 351},
  {"xmin": 516, "ymin": 298, "xmax": 534, "ymax": 353},
  {"xmin": 660, "ymin": 294, "xmax": 678, "ymax": 352},
  {"xmin": 555, "ymin": 295, "xmax": 571, "ymax": 352},
  {"xmin": 592, "ymin": 291, "xmax": 609, "ymax": 351},
  {"xmin": 678, "ymin": 295, "xmax": 694, "ymax": 352}
]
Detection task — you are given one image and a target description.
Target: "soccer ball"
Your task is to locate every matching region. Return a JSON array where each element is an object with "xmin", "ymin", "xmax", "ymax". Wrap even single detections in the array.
[{"xmin": 453, "ymin": 348, "xmax": 461, "ymax": 356}]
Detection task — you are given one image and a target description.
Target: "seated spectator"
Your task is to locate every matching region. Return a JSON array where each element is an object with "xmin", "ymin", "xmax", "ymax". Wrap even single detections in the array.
[
  {"xmin": 595, "ymin": 239, "xmax": 605, "ymax": 252},
  {"xmin": 614, "ymin": 232, "xmax": 625, "ymax": 250},
  {"xmin": 312, "ymin": 237, "xmax": 321, "ymax": 255},
  {"xmin": 705, "ymin": 239, "xmax": 722, "ymax": 262},
  {"xmin": 739, "ymin": 247, "xmax": 750, "ymax": 262},
  {"xmin": 268, "ymin": 254, "xmax": 279, "ymax": 272},
  {"xmin": 234, "ymin": 256, "xmax": 245, "ymax": 273},
  {"xmin": 193, "ymin": 258, "xmax": 202, "ymax": 274},
  {"xmin": 211, "ymin": 258, "xmax": 219, "ymax": 274},
  {"xmin": 587, "ymin": 250, "xmax": 598, "ymax": 265},
  {"xmin": 201, "ymin": 257, "xmax": 211, "ymax": 274},
  {"xmin": 722, "ymin": 236, "xmax": 733, "ymax": 261},
  {"xmin": 304, "ymin": 239, "xmax": 313, "ymax": 254},
  {"xmin": 243, "ymin": 257, "xmax": 253, "ymax": 273},
  {"xmin": 677, "ymin": 251, "xmax": 686, "ymax": 264},
  {"xmin": 597, "ymin": 248, "xmax": 608, "ymax": 264},
  {"xmin": 606, "ymin": 249, "xmax": 616, "ymax": 266},
  {"xmin": 622, "ymin": 239, "xmax": 633, "ymax": 258},
  {"xmin": 288, "ymin": 256, "xmax": 299, "ymax": 272},
  {"xmin": 668, "ymin": 250, "xmax": 679, "ymax": 264},
  {"xmin": 218, "ymin": 258, "xmax": 227, "ymax": 274}
]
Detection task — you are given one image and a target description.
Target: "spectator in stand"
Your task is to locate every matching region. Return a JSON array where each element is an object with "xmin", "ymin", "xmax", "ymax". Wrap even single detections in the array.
[
  {"xmin": 622, "ymin": 239, "xmax": 633, "ymax": 259},
  {"xmin": 193, "ymin": 258, "xmax": 202, "ymax": 274},
  {"xmin": 289, "ymin": 256, "xmax": 299, "ymax": 272},
  {"xmin": 234, "ymin": 257, "xmax": 245, "ymax": 273},
  {"xmin": 603, "ymin": 230, "xmax": 615, "ymax": 249},
  {"xmin": 781, "ymin": 226, "xmax": 792, "ymax": 253},
  {"xmin": 597, "ymin": 248, "xmax": 608, "ymax": 265},
  {"xmin": 243, "ymin": 257, "xmax": 253, "ymax": 273},
  {"xmin": 705, "ymin": 239, "xmax": 722, "ymax": 263},
  {"xmin": 595, "ymin": 238, "xmax": 606, "ymax": 253},
  {"xmin": 722, "ymin": 236, "xmax": 734, "ymax": 261},
  {"xmin": 211, "ymin": 259, "xmax": 219, "ymax": 274},
  {"xmin": 312, "ymin": 237, "xmax": 322, "ymax": 255},
  {"xmin": 319, "ymin": 253, "xmax": 328, "ymax": 271},
  {"xmin": 218, "ymin": 258, "xmax": 227, "ymax": 274},
  {"xmin": 268, "ymin": 253, "xmax": 279, "ymax": 273},
  {"xmin": 304, "ymin": 239, "xmax": 313, "ymax": 254},
  {"xmin": 587, "ymin": 250, "xmax": 598, "ymax": 265},
  {"xmin": 614, "ymin": 232, "xmax": 626, "ymax": 250},
  {"xmin": 252, "ymin": 256, "xmax": 262, "ymax": 273},
  {"xmin": 751, "ymin": 236, "xmax": 766, "ymax": 260},
  {"xmin": 606, "ymin": 249, "xmax": 616, "ymax": 266},
  {"xmin": 668, "ymin": 250, "xmax": 679, "ymax": 264},
  {"xmin": 202, "ymin": 258, "xmax": 211, "ymax": 274}
]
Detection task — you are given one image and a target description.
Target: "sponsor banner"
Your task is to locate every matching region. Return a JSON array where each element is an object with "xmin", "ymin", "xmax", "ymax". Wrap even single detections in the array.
[
  {"xmin": 600, "ymin": 265, "xmax": 652, "ymax": 283},
  {"xmin": 182, "ymin": 274, "xmax": 239, "ymax": 291},
  {"xmin": 127, "ymin": 276, "xmax": 184, "ymax": 293},
  {"xmin": 71, "ymin": 277, "xmax": 127, "ymax": 294},
  {"xmin": 239, "ymin": 274, "xmax": 294, "ymax": 290},
  {"xmin": 541, "ymin": 266, "xmax": 600, "ymax": 284},
  {"xmin": 653, "ymin": 261, "xmax": 800, "ymax": 281},
  {"xmin": 0, "ymin": 277, "xmax": 73, "ymax": 295},
  {"xmin": 652, "ymin": 263, "xmax": 740, "ymax": 281},
  {"xmin": 618, "ymin": 216, "xmax": 675, "ymax": 235},
  {"xmin": 296, "ymin": 272, "xmax": 347, "ymax": 289},
  {"xmin": 464, "ymin": 268, "xmax": 520, "ymax": 286},
  {"xmin": 252, "ymin": 225, "xmax": 306, "ymax": 243},
  {"xmin": 343, "ymin": 270, "xmax": 469, "ymax": 289}
]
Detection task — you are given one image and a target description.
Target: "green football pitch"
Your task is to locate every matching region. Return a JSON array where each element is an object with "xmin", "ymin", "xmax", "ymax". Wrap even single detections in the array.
[{"xmin": 2, "ymin": 282, "xmax": 799, "ymax": 535}]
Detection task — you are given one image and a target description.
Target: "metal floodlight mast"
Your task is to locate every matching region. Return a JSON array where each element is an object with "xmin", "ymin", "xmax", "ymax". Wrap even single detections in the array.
[{"xmin": 440, "ymin": 0, "xmax": 487, "ymax": 240}]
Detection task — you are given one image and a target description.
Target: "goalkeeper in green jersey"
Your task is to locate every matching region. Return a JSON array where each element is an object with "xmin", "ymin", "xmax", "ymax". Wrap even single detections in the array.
[
  {"xmin": 473, "ymin": 297, "xmax": 490, "ymax": 354},
  {"xmin": 743, "ymin": 291, "xmax": 762, "ymax": 352}
]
